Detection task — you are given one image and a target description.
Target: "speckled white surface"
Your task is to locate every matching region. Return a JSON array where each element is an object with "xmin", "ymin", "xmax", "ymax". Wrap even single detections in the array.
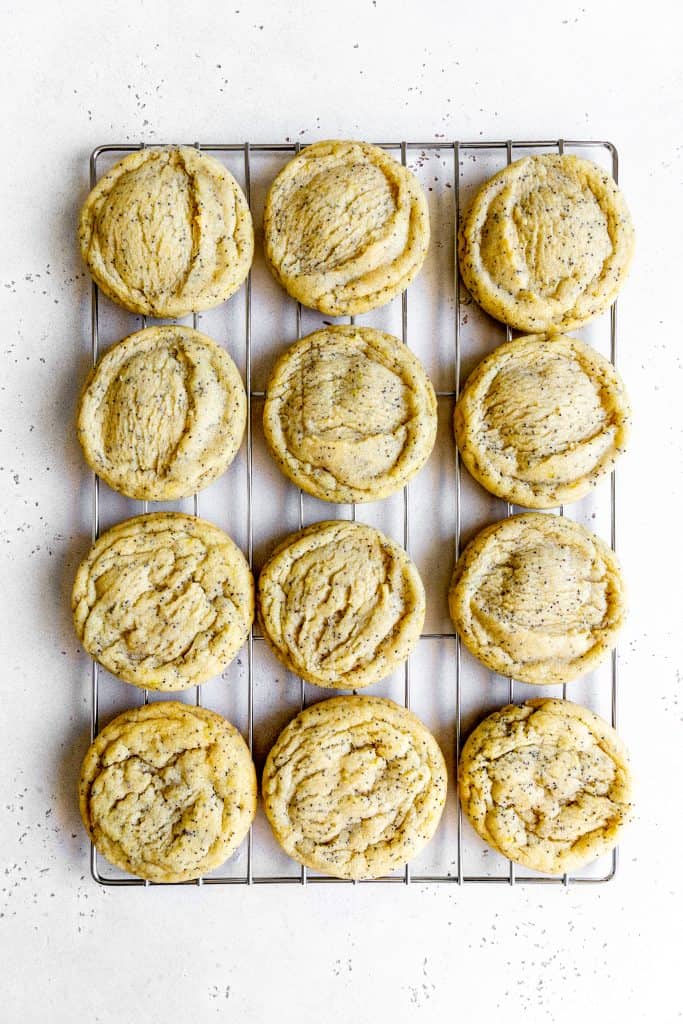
[{"xmin": 1, "ymin": 1, "xmax": 682, "ymax": 1020}]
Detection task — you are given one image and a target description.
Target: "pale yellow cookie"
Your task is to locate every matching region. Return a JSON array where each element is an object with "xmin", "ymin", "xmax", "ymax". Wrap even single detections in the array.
[
  {"xmin": 448, "ymin": 513, "xmax": 625, "ymax": 685},
  {"xmin": 79, "ymin": 147, "xmax": 253, "ymax": 316},
  {"xmin": 263, "ymin": 325, "xmax": 437, "ymax": 502},
  {"xmin": 454, "ymin": 334, "xmax": 630, "ymax": 508},
  {"xmin": 78, "ymin": 325, "xmax": 246, "ymax": 501},
  {"xmin": 262, "ymin": 695, "xmax": 447, "ymax": 879},
  {"xmin": 258, "ymin": 520, "xmax": 425, "ymax": 690},
  {"xmin": 264, "ymin": 140, "xmax": 430, "ymax": 315},
  {"xmin": 79, "ymin": 701, "xmax": 257, "ymax": 882},
  {"xmin": 458, "ymin": 698, "xmax": 632, "ymax": 874},
  {"xmin": 73, "ymin": 513, "xmax": 254, "ymax": 691},
  {"xmin": 459, "ymin": 154, "xmax": 634, "ymax": 332}
]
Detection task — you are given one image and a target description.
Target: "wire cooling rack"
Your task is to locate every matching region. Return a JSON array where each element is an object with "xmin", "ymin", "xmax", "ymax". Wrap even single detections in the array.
[{"xmin": 85, "ymin": 138, "xmax": 621, "ymax": 887}]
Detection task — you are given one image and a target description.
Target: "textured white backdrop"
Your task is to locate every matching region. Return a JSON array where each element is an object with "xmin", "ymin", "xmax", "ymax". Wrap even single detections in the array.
[{"xmin": 1, "ymin": 1, "xmax": 681, "ymax": 1020}]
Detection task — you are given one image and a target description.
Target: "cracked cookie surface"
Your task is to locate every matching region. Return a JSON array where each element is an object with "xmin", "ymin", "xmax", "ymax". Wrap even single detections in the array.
[
  {"xmin": 449, "ymin": 513, "xmax": 625, "ymax": 685},
  {"xmin": 264, "ymin": 140, "xmax": 430, "ymax": 315},
  {"xmin": 263, "ymin": 325, "xmax": 437, "ymax": 502},
  {"xmin": 258, "ymin": 520, "xmax": 425, "ymax": 689},
  {"xmin": 78, "ymin": 325, "xmax": 246, "ymax": 501},
  {"xmin": 454, "ymin": 333, "xmax": 630, "ymax": 508},
  {"xmin": 262, "ymin": 695, "xmax": 447, "ymax": 879},
  {"xmin": 79, "ymin": 701, "xmax": 257, "ymax": 882},
  {"xmin": 459, "ymin": 154, "xmax": 634, "ymax": 332},
  {"xmin": 458, "ymin": 698, "xmax": 632, "ymax": 874},
  {"xmin": 72, "ymin": 513, "xmax": 254, "ymax": 691},
  {"xmin": 79, "ymin": 147, "xmax": 254, "ymax": 317}
]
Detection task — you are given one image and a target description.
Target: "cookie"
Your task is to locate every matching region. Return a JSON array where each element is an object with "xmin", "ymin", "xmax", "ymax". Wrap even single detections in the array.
[
  {"xmin": 264, "ymin": 140, "xmax": 430, "ymax": 315},
  {"xmin": 258, "ymin": 520, "xmax": 425, "ymax": 690},
  {"xmin": 454, "ymin": 333, "xmax": 631, "ymax": 508},
  {"xmin": 459, "ymin": 154, "xmax": 635, "ymax": 332},
  {"xmin": 448, "ymin": 513, "xmax": 625, "ymax": 685},
  {"xmin": 262, "ymin": 695, "xmax": 447, "ymax": 879},
  {"xmin": 458, "ymin": 698, "xmax": 632, "ymax": 874},
  {"xmin": 79, "ymin": 147, "xmax": 254, "ymax": 317},
  {"xmin": 77, "ymin": 325, "xmax": 247, "ymax": 501},
  {"xmin": 73, "ymin": 513, "xmax": 254, "ymax": 691},
  {"xmin": 263, "ymin": 325, "xmax": 437, "ymax": 503},
  {"xmin": 79, "ymin": 701, "xmax": 257, "ymax": 882}
]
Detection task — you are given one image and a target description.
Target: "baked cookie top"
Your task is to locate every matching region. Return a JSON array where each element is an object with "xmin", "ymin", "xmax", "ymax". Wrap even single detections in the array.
[
  {"xmin": 78, "ymin": 147, "xmax": 254, "ymax": 317},
  {"xmin": 263, "ymin": 325, "xmax": 437, "ymax": 503},
  {"xmin": 263, "ymin": 140, "xmax": 430, "ymax": 315},
  {"xmin": 458, "ymin": 698, "xmax": 632, "ymax": 874},
  {"xmin": 73, "ymin": 513, "xmax": 254, "ymax": 691},
  {"xmin": 459, "ymin": 154, "xmax": 634, "ymax": 332},
  {"xmin": 448, "ymin": 513, "xmax": 625, "ymax": 685},
  {"xmin": 78, "ymin": 325, "xmax": 247, "ymax": 501},
  {"xmin": 79, "ymin": 701, "xmax": 256, "ymax": 883},
  {"xmin": 454, "ymin": 333, "xmax": 630, "ymax": 509},
  {"xmin": 258, "ymin": 520, "xmax": 425, "ymax": 690},
  {"xmin": 262, "ymin": 695, "xmax": 447, "ymax": 879}
]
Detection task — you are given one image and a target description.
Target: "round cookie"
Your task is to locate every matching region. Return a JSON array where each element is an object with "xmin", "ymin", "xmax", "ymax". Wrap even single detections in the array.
[
  {"xmin": 73, "ymin": 513, "xmax": 254, "ymax": 691},
  {"xmin": 79, "ymin": 147, "xmax": 254, "ymax": 317},
  {"xmin": 459, "ymin": 154, "xmax": 635, "ymax": 332},
  {"xmin": 454, "ymin": 333, "xmax": 630, "ymax": 508},
  {"xmin": 78, "ymin": 325, "xmax": 247, "ymax": 501},
  {"xmin": 458, "ymin": 698, "xmax": 632, "ymax": 874},
  {"xmin": 79, "ymin": 701, "xmax": 257, "ymax": 882},
  {"xmin": 263, "ymin": 325, "xmax": 437, "ymax": 503},
  {"xmin": 448, "ymin": 513, "xmax": 625, "ymax": 685},
  {"xmin": 264, "ymin": 139, "xmax": 430, "ymax": 315},
  {"xmin": 262, "ymin": 695, "xmax": 447, "ymax": 879},
  {"xmin": 258, "ymin": 520, "xmax": 425, "ymax": 690}
]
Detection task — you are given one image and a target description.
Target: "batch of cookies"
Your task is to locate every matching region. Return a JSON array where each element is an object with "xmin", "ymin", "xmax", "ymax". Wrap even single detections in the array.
[{"xmin": 74, "ymin": 140, "xmax": 635, "ymax": 884}]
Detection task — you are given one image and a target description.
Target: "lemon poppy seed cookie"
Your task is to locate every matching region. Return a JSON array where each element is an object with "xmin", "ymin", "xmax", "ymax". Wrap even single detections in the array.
[
  {"xmin": 258, "ymin": 520, "xmax": 425, "ymax": 690},
  {"xmin": 72, "ymin": 513, "xmax": 254, "ymax": 691},
  {"xmin": 454, "ymin": 333, "xmax": 631, "ymax": 508},
  {"xmin": 458, "ymin": 699, "xmax": 633, "ymax": 874},
  {"xmin": 78, "ymin": 325, "xmax": 247, "ymax": 501},
  {"xmin": 449, "ymin": 513, "xmax": 625, "ymax": 685},
  {"xmin": 459, "ymin": 154, "xmax": 634, "ymax": 332},
  {"xmin": 79, "ymin": 147, "xmax": 254, "ymax": 317},
  {"xmin": 263, "ymin": 325, "xmax": 437, "ymax": 503},
  {"xmin": 264, "ymin": 140, "xmax": 430, "ymax": 315},
  {"xmin": 79, "ymin": 702, "xmax": 257, "ymax": 882},
  {"xmin": 262, "ymin": 696, "xmax": 447, "ymax": 879}
]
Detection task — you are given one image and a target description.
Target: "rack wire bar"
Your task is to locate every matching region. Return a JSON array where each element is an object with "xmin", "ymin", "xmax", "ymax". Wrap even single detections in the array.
[{"xmin": 87, "ymin": 139, "xmax": 620, "ymax": 887}]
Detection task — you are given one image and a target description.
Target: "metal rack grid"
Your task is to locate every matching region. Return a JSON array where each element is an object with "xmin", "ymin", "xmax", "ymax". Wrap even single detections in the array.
[{"xmin": 87, "ymin": 138, "xmax": 620, "ymax": 887}]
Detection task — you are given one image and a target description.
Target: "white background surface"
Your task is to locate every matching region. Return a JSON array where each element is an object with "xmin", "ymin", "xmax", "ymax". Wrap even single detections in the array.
[{"xmin": 1, "ymin": 1, "xmax": 682, "ymax": 1020}]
